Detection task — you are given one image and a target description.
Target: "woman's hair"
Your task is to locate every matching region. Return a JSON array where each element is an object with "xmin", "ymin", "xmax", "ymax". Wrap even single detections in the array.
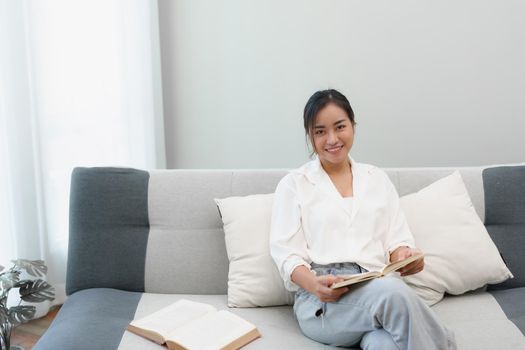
[{"xmin": 303, "ymin": 89, "xmax": 356, "ymax": 155}]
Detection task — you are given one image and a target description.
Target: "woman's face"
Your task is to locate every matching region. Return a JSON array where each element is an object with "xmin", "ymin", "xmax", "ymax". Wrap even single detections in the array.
[{"xmin": 311, "ymin": 103, "xmax": 355, "ymax": 167}]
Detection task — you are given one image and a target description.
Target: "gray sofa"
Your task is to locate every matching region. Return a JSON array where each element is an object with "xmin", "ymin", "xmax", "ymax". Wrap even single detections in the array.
[{"xmin": 34, "ymin": 165, "xmax": 525, "ymax": 350}]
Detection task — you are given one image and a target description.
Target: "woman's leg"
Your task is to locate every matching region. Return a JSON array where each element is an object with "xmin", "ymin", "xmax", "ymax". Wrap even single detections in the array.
[
  {"xmin": 327, "ymin": 276, "xmax": 456, "ymax": 350},
  {"xmin": 360, "ymin": 329, "xmax": 399, "ymax": 350},
  {"xmin": 294, "ymin": 276, "xmax": 456, "ymax": 350},
  {"xmin": 294, "ymin": 288, "xmax": 364, "ymax": 347}
]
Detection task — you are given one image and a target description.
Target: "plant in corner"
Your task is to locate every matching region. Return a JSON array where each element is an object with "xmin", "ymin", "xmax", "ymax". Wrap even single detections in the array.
[{"xmin": 0, "ymin": 260, "xmax": 55, "ymax": 350}]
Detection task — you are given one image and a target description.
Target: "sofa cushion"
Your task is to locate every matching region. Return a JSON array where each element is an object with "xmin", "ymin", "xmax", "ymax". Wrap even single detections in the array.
[
  {"xmin": 37, "ymin": 289, "xmax": 524, "ymax": 350},
  {"xmin": 489, "ymin": 287, "xmax": 525, "ymax": 335},
  {"xmin": 215, "ymin": 193, "xmax": 294, "ymax": 307},
  {"xmin": 400, "ymin": 171, "xmax": 512, "ymax": 305},
  {"xmin": 145, "ymin": 171, "xmax": 231, "ymax": 294},
  {"xmin": 483, "ymin": 165, "xmax": 525, "ymax": 290},
  {"xmin": 118, "ymin": 293, "xmax": 331, "ymax": 349},
  {"xmin": 67, "ymin": 168, "xmax": 150, "ymax": 295},
  {"xmin": 431, "ymin": 290, "xmax": 525, "ymax": 349},
  {"xmin": 34, "ymin": 288, "xmax": 142, "ymax": 350}
]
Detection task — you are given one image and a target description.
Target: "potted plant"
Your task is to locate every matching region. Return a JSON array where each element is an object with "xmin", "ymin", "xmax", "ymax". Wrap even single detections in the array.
[{"xmin": 0, "ymin": 260, "xmax": 55, "ymax": 350}]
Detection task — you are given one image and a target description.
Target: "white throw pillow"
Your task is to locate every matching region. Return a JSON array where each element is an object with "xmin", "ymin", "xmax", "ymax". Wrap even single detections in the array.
[
  {"xmin": 214, "ymin": 194, "xmax": 294, "ymax": 307},
  {"xmin": 400, "ymin": 171, "xmax": 513, "ymax": 305}
]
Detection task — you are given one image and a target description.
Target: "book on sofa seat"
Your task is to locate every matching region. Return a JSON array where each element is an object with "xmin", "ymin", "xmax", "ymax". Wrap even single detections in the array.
[
  {"xmin": 331, "ymin": 254, "xmax": 424, "ymax": 289},
  {"xmin": 127, "ymin": 299, "xmax": 261, "ymax": 350}
]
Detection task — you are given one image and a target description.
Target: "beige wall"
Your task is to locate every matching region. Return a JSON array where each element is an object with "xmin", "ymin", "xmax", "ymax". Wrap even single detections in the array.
[{"xmin": 158, "ymin": 0, "xmax": 525, "ymax": 169}]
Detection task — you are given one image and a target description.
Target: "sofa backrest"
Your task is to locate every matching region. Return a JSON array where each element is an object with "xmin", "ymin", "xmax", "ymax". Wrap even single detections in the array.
[{"xmin": 66, "ymin": 164, "xmax": 523, "ymax": 295}]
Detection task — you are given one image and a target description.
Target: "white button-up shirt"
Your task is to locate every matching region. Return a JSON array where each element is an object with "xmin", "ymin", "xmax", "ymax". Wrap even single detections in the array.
[{"xmin": 270, "ymin": 156, "xmax": 415, "ymax": 291}]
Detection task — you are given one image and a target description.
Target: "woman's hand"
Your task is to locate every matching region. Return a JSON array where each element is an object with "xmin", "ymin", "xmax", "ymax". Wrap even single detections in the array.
[
  {"xmin": 291, "ymin": 266, "xmax": 349, "ymax": 302},
  {"xmin": 389, "ymin": 246, "xmax": 425, "ymax": 276},
  {"xmin": 311, "ymin": 275, "xmax": 349, "ymax": 302}
]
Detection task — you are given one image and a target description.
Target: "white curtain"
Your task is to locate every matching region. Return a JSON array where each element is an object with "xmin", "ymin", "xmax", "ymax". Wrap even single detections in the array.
[{"xmin": 0, "ymin": 0, "xmax": 165, "ymax": 313}]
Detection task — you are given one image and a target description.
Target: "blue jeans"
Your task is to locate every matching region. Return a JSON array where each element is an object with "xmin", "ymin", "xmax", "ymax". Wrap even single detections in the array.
[{"xmin": 293, "ymin": 262, "xmax": 456, "ymax": 350}]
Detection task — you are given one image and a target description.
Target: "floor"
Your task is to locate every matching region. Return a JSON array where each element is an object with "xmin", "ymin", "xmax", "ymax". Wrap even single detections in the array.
[{"xmin": 10, "ymin": 306, "xmax": 60, "ymax": 350}]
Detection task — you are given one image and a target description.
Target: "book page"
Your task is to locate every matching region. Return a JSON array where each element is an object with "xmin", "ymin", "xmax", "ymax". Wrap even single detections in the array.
[
  {"xmin": 167, "ymin": 310, "xmax": 259, "ymax": 350},
  {"xmin": 337, "ymin": 271, "xmax": 375, "ymax": 280},
  {"xmin": 331, "ymin": 271, "xmax": 382, "ymax": 289},
  {"xmin": 382, "ymin": 254, "xmax": 423, "ymax": 276},
  {"xmin": 129, "ymin": 299, "xmax": 216, "ymax": 341}
]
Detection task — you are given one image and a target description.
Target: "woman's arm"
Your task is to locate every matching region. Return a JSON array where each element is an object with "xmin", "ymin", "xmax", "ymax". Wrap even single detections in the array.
[
  {"xmin": 270, "ymin": 178, "xmax": 311, "ymax": 291},
  {"xmin": 291, "ymin": 266, "xmax": 349, "ymax": 302}
]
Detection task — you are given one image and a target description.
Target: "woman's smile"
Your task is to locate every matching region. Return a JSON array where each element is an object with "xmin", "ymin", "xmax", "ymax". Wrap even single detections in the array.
[{"xmin": 325, "ymin": 145, "xmax": 344, "ymax": 154}]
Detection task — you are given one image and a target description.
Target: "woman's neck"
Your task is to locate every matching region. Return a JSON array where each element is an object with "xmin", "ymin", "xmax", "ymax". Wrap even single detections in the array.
[{"xmin": 320, "ymin": 158, "xmax": 352, "ymax": 176}]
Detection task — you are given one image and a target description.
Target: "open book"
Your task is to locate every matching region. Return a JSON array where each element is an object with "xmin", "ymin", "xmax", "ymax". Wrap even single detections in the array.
[
  {"xmin": 331, "ymin": 254, "xmax": 424, "ymax": 289},
  {"xmin": 127, "ymin": 299, "xmax": 261, "ymax": 350}
]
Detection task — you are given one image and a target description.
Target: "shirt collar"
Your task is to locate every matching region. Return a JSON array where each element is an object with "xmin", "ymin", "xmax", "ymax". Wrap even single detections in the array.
[{"xmin": 294, "ymin": 154, "xmax": 358, "ymax": 185}]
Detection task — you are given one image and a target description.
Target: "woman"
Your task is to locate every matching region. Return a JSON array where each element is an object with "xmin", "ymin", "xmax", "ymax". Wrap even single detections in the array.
[{"xmin": 270, "ymin": 89, "xmax": 456, "ymax": 350}]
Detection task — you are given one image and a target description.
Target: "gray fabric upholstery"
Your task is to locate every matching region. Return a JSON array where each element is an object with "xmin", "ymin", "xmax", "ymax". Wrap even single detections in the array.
[
  {"xmin": 144, "ymin": 170, "xmax": 290, "ymax": 294},
  {"xmin": 145, "ymin": 171, "xmax": 232, "ymax": 293},
  {"xmin": 230, "ymin": 170, "xmax": 289, "ymax": 196},
  {"xmin": 490, "ymin": 287, "xmax": 525, "ymax": 335},
  {"xmin": 34, "ymin": 288, "xmax": 141, "ymax": 350},
  {"xmin": 484, "ymin": 166, "xmax": 525, "ymax": 290},
  {"xmin": 483, "ymin": 166, "xmax": 525, "ymax": 224},
  {"xmin": 48, "ymin": 290, "xmax": 520, "ymax": 350},
  {"xmin": 67, "ymin": 168, "xmax": 150, "ymax": 295},
  {"xmin": 144, "ymin": 228, "xmax": 229, "ymax": 293},
  {"xmin": 118, "ymin": 293, "xmax": 335, "ymax": 349},
  {"xmin": 431, "ymin": 291, "xmax": 525, "ymax": 349}
]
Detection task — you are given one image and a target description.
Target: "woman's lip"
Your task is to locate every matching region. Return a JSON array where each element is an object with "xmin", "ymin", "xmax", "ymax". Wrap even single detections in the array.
[{"xmin": 325, "ymin": 145, "xmax": 343, "ymax": 152}]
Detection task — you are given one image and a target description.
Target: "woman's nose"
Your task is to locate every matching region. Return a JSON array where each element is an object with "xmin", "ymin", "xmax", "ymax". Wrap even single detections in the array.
[{"xmin": 327, "ymin": 131, "xmax": 338, "ymax": 144}]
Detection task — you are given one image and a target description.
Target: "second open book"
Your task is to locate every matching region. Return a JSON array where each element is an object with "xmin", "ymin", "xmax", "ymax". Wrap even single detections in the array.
[
  {"xmin": 331, "ymin": 254, "xmax": 424, "ymax": 289},
  {"xmin": 127, "ymin": 299, "xmax": 260, "ymax": 350}
]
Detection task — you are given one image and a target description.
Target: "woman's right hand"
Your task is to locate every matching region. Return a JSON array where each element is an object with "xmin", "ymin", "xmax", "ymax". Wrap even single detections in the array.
[
  {"xmin": 312, "ymin": 274, "xmax": 349, "ymax": 302},
  {"xmin": 291, "ymin": 266, "xmax": 349, "ymax": 302}
]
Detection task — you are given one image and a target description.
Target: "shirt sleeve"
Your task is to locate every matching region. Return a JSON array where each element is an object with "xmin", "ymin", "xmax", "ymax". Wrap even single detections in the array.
[
  {"xmin": 382, "ymin": 173, "xmax": 416, "ymax": 260},
  {"xmin": 269, "ymin": 176, "xmax": 311, "ymax": 292}
]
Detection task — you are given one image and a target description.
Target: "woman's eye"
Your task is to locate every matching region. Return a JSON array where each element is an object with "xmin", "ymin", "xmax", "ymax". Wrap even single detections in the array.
[
  {"xmin": 315, "ymin": 130, "xmax": 324, "ymax": 135},
  {"xmin": 337, "ymin": 124, "xmax": 346, "ymax": 130}
]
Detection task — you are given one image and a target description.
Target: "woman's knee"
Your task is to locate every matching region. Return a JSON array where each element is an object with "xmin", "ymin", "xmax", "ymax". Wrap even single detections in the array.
[
  {"xmin": 360, "ymin": 329, "xmax": 399, "ymax": 350},
  {"xmin": 372, "ymin": 277, "xmax": 413, "ymax": 297},
  {"xmin": 366, "ymin": 277, "xmax": 419, "ymax": 311}
]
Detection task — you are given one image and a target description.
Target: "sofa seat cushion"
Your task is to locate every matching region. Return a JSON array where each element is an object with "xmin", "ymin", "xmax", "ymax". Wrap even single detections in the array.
[
  {"xmin": 488, "ymin": 287, "xmax": 525, "ymax": 336},
  {"xmin": 35, "ymin": 288, "xmax": 524, "ymax": 350},
  {"xmin": 34, "ymin": 288, "xmax": 142, "ymax": 350},
  {"xmin": 432, "ymin": 289, "xmax": 525, "ymax": 349},
  {"xmin": 118, "ymin": 293, "xmax": 335, "ymax": 349}
]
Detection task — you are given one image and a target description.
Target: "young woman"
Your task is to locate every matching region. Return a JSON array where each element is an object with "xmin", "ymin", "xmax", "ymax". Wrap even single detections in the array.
[{"xmin": 270, "ymin": 89, "xmax": 456, "ymax": 350}]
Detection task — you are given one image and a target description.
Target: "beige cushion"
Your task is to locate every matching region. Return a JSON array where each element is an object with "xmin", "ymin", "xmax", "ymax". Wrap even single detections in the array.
[
  {"xmin": 400, "ymin": 171, "xmax": 513, "ymax": 305},
  {"xmin": 215, "ymin": 194, "xmax": 294, "ymax": 307}
]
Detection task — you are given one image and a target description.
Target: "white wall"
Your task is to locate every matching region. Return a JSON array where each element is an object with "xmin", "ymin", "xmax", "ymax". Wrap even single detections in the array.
[{"xmin": 158, "ymin": 0, "xmax": 525, "ymax": 169}]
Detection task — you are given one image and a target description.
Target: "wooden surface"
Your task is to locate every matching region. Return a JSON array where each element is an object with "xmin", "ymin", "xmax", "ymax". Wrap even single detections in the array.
[{"xmin": 10, "ymin": 306, "xmax": 60, "ymax": 350}]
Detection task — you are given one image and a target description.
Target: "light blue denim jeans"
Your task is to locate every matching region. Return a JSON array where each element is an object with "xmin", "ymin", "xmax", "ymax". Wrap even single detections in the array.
[{"xmin": 293, "ymin": 262, "xmax": 456, "ymax": 350}]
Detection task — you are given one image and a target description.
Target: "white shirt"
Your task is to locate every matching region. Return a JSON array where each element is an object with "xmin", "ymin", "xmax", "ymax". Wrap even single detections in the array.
[
  {"xmin": 269, "ymin": 156, "xmax": 415, "ymax": 291},
  {"xmin": 342, "ymin": 196, "xmax": 354, "ymax": 215}
]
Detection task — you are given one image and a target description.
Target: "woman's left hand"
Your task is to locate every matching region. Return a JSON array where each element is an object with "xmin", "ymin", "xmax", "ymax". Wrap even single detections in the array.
[{"xmin": 389, "ymin": 246, "xmax": 425, "ymax": 276}]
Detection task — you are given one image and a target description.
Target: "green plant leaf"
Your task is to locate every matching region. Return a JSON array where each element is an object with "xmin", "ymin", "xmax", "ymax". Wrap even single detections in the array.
[
  {"xmin": 0, "ymin": 306, "xmax": 8, "ymax": 324},
  {"xmin": 11, "ymin": 259, "xmax": 47, "ymax": 277},
  {"xmin": 0, "ymin": 270, "xmax": 20, "ymax": 291},
  {"xmin": 8, "ymin": 305, "xmax": 36, "ymax": 326},
  {"xmin": 16, "ymin": 280, "xmax": 55, "ymax": 303}
]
